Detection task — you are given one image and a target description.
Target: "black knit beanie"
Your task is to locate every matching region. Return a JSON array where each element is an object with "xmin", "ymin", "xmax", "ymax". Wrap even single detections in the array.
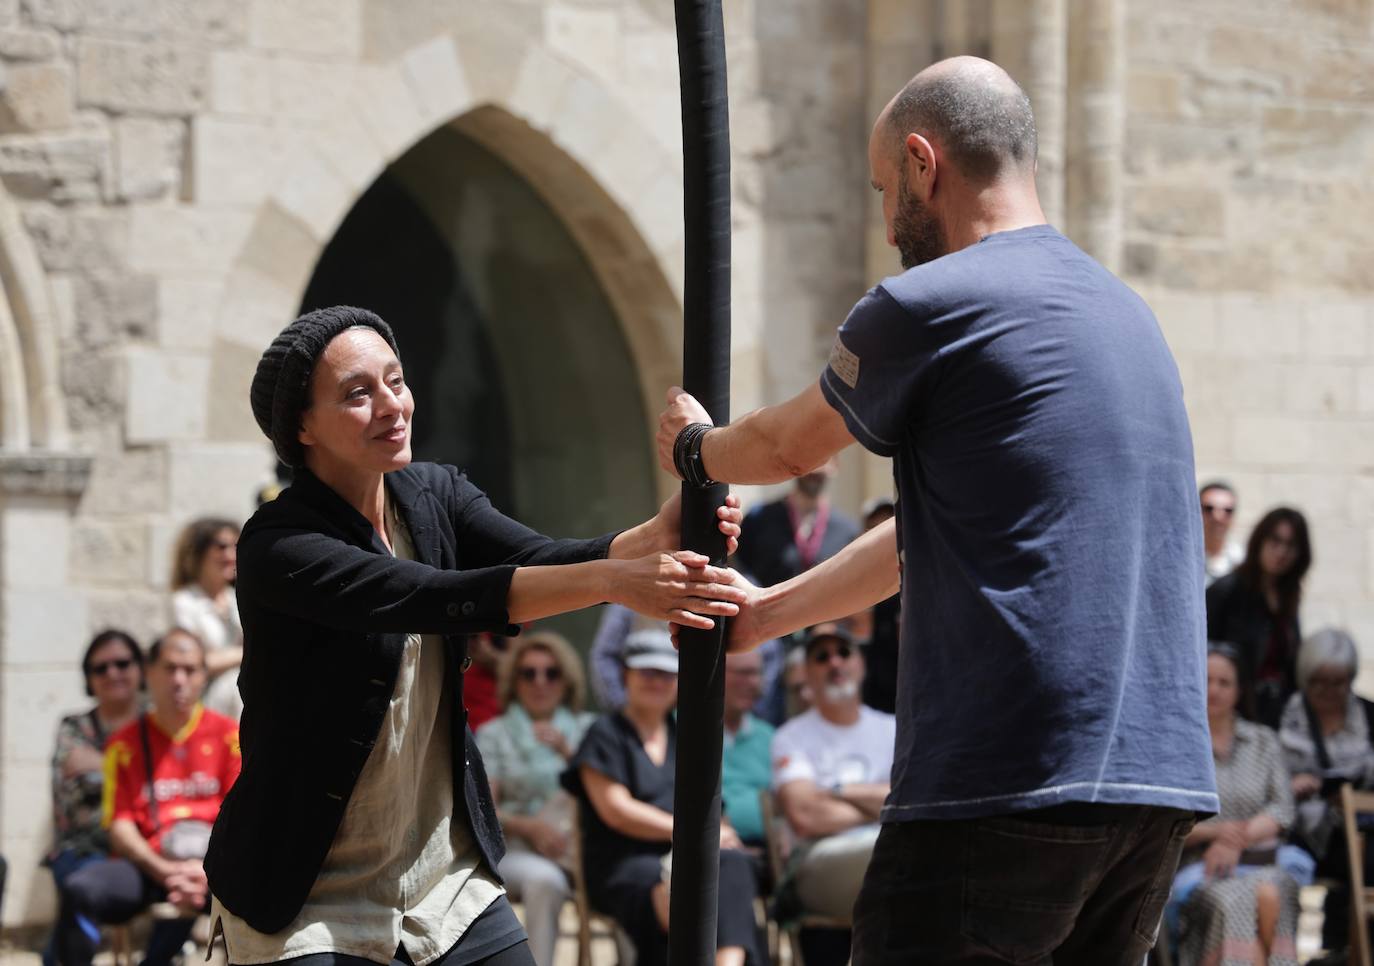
[{"xmin": 249, "ymin": 305, "xmax": 400, "ymax": 467}]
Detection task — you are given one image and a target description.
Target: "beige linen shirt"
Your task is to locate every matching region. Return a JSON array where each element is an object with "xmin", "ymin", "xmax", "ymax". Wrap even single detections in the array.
[{"xmin": 214, "ymin": 500, "xmax": 502, "ymax": 965}]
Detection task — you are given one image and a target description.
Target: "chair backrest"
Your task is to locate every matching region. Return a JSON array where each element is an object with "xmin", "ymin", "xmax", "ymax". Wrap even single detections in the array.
[
  {"xmin": 1340, "ymin": 784, "xmax": 1374, "ymax": 966},
  {"xmin": 758, "ymin": 788, "xmax": 791, "ymax": 889},
  {"xmin": 567, "ymin": 806, "xmax": 596, "ymax": 966}
]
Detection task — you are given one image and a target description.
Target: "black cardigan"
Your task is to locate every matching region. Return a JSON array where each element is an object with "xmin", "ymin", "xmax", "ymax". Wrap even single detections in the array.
[{"xmin": 204, "ymin": 462, "xmax": 616, "ymax": 933}]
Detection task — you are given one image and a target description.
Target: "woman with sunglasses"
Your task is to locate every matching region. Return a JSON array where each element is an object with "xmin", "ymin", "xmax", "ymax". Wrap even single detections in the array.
[
  {"xmin": 43, "ymin": 630, "xmax": 145, "ymax": 965},
  {"xmin": 169, "ymin": 517, "xmax": 242, "ymax": 719},
  {"xmin": 1206, "ymin": 507, "xmax": 1313, "ymax": 727},
  {"xmin": 476, "ymin": 632, "xmax": 593, "ymax": 966},
  {"xmin": 205, "ymin": 307, "xmax": 745, "ymax": 966}
]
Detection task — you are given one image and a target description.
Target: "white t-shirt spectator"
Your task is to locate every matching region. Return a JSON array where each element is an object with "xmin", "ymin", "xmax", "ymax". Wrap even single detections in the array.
[{"xmin": 771, "ymin": 706, "xmax": 896, "ymax": 791}]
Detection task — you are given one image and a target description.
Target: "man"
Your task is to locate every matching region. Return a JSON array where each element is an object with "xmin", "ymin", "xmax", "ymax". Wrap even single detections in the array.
[
  {"xmin": 733, "ymin": 460, "xmax": 860, "ymax": 591},
  {"xmin": 60, "ymin": 629, "xmax": 239, "ymax": 966},
  {"xmin": 659, "ymin": 56, "xmax": 1216, "ymax": 964},
  {"xmin": 770, "ymin": 625, "xmax": 893, "ymax": 966},
  {"xmin": 1200, "ymin": 480, "xmax": 1243, "ymax": 585},
  {"xmin": 721, "ymin": 648, "xmax": 775, "ymax": 848}
]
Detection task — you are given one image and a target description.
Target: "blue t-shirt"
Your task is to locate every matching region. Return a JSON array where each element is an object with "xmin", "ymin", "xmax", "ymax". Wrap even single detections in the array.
[{"xmin": 819, "ymin": 225, "xmax": 1218, "ymax": 821}]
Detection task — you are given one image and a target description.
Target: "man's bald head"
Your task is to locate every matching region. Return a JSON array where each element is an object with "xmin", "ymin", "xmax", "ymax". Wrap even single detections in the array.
[{"xmin": 882, "ymin": 56, "xmax": 1037, "ymax": 183}]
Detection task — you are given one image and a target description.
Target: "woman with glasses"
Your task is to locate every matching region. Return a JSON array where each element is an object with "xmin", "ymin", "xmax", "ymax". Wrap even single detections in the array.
[
  {"xmin": 1279, "ymin": 628, "xmax": 1374, "ymax": 954},
  {"xmin": 43, "ymin": 630, "xmax": 145, "ymax": 965},
  {"xmin": 475, "ymin": 631, "xmax": 594, "ymax": 966},
  {"xmin": 563, "ymin": 628, "xmax": 764, "ymax": 966},
  {"xmin": 1206, "ymin": 506, "xmax": 1313, "ymax": 726},
  {"xmin": 169, "ymin": 517, "xmax": 242, "ymax": 719}
]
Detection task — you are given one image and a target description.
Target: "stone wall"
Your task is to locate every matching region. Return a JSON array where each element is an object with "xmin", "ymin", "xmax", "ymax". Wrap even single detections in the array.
[
  {"xmin": 0, "ymin": 0, "xmax": 871, "ymax": 929},
  {"xmin": 0, "ymin": 0, "xmax": 1371, "ymax": 934},
  {"xmin": 1122, "ymin": 0, "xmax": 1374, "ymax": 672}
]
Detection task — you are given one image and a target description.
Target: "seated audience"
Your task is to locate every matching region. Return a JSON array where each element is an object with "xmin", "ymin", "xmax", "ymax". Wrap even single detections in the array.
[
  {"xmin": 722, "ymin": 648, "xmax": 775, "ymax": 849},
  {"xmin": 169, "ymin": 518, "xmax": 242, "ymax": 719},
  {"xmin": 45, "ymin": 630, "xmax": 146, "ymax": 966},
  {"xmin": 563, "ymin": 629, "xmax": 764, "ymax": 966},
  {"xmin": 1279, "ymin": 627, "xmax": 1374, "ymax": 953},
  {"xmin": 1207, "ymin": 506, "xmax": 1312, "ymax": 726},
  {"xmin": 59, "ymin": 629, "xmax": 240, "ymax": 966},
  {"xmin": 592, "ymin": 602, "xmax": 783, "ymax": 720},
  {"xmin": 1200, "ymin": 480, "xmax": 1244, "ymax": 586},
  {"xmin": 476, "ymin": 631, "xmax": 595, "ymax": 966},
  {"xmin": 770, "ymin": 623, "xmax": 894, "ymax": 966},
  {"xmin": 1170, "ymin": 644, "xmax": 1308, "ymax": 966}
]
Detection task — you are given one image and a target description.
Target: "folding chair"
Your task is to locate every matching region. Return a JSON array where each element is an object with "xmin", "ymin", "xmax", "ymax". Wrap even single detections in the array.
[
  {"xmin": 568, "ymin": 808, "xmax": 636, "ymax": 966},
  {"xmin": 759, "ymin": 790, "xmax": 851, "ymax": 966},
  {"xmin": 1342, "ymin": 784, "xmax": 1374, "ymax": 966}
]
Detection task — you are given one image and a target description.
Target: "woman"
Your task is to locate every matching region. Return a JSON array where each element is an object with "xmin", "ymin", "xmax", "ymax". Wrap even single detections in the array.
[
  {"xmin": 45, "ymin": 630, "xmax": 145, "ymax": 965},
  {"xmin": 563, "ymin": 629, "xmax": 763, "ymax": 966},
  {"xmin": 1278, "ymin": 627, "xmax": 1374, "ymax": 952},
  {"xmin": 204, "ymin": 306, "xmax": 745, "ymax": 966},
  {"xmin": 170, "ymin": 517, "xmax": 242, "ymax": 719},
  {"xmin": 476, "ymin": 632, "xmax": 595, "ymax": 966},
  {"xmin": 1207, "ymin": 507, "xmax": 1312, "ymax": 727},
  {"xmin": 1171, "ymin": 644, "xmax": 1306, "ymax": 966}
]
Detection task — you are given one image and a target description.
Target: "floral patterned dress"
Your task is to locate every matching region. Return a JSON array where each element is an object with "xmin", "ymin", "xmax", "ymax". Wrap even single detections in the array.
[
  {"xmin": 48, "ymin": 709, "xmax": 112, "ymax": 861},
  {"xmin": 1177, "ymin": 718, "xmax": 1300, "ymax": 966}
]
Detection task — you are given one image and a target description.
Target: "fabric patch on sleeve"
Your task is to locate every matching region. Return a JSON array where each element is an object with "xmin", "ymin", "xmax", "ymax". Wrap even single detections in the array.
[{"xmin": 828, "ymin": 332, "xmax": 860, "ymax": 389}]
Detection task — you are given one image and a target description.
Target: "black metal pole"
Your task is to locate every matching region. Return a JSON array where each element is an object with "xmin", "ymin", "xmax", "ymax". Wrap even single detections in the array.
[{"xmin": 669, "ymin": 2, "xmax": 731, "ymax": 965}]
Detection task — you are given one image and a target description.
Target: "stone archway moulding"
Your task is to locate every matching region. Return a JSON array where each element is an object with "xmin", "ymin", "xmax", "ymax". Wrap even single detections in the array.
[
  {"xmin": 0, "ymin": 180, "xmax": 69, "ymax": 452},
  {"xmin": 214, "ymin": 14, "xmax": 687, "ymax": 491}
]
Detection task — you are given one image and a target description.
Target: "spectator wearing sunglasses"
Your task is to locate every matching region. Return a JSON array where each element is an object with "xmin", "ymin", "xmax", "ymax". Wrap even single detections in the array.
[
  {"xmin": 476, "ymin": 632, "xmax": 594, "ymax": 966},
  {"xmin": 43, "ymin": 630, "xmax": 146, "ymax": 966},
  {"xmin": 769, "ymin": 623, "xmax": 895, "ymax": 966},
  {"xmin": 1201, "ymin": 481, "xmax": 1244, "ymax": 586},
  {"xmin": 169, "ymin": 517, "xmax": 242, "ymax": 719}
]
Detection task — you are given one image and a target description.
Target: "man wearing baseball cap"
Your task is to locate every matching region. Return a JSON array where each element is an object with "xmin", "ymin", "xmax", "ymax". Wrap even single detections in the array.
[{"xmin": 770, "ymin": 624, "xmax": 894, "ymax": 965}]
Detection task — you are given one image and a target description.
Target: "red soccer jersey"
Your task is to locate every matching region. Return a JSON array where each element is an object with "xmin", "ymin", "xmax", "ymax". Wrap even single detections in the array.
[
  {"xmin": 102, "ymin": 704, "xmax": 241, "ymax": 854},
  {"xmin": 464, "ymin": 662, "xmax": 501, "ymax": 732}
]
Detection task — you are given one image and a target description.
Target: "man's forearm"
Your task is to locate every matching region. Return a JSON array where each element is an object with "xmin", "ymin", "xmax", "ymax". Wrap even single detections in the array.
[
  {"xmin": 697, "ymin": 383, "xmax": 855, "ymax": 485},
  {"xmin": 109, "ymin": 819, "xmax": 169, "ymax": 882},
  {"xmin": 838, "ymin": 783, "xmax": 890, "ymax": 819},
  {"xmin": 753, "ymin": 518, "xmax": 900, "ymax": 640}
]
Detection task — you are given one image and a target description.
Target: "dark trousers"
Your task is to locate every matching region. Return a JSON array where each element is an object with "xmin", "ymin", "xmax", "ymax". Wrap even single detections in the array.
[
  {"xmin": 55, "ymin": 857, "xmax": 195, "ymax": 966},
  {"xmin": 251, "ymin": 942, "xmax": 535, "ymax": 966},
  {"xmin": 230, "ymin": 896, "xmax": 532, "ymax": 966},
  {"xmin": 851, "ymin": 804, "xmax": 1195, "ymax": 966}
]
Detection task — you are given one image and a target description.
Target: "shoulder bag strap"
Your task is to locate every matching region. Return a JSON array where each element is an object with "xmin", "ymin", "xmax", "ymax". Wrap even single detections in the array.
[
  {"xmin": 139, "ymin": 716, "xmax": 160, "ymax": 833},
  {"xmin": 1302, "ymin": 693, "xmax": 1334, "ymax": 772}
]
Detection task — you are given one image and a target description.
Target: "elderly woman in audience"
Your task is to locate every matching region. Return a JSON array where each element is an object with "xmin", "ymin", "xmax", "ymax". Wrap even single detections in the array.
[
  {"xmin": 1206, "ymin": 506, "xmax": 1312, "ymax": 726},
  {"xmin": 476, "ymin": 631, "xmax": 595, "ymax": 966},
  {"xmin": 169, "ymin": 517, "xmax": 242, "ymax": 719},
  {"xmin": 1279, "ymin": 627, "xmax": 1374, "ymax": 952},
  {"xmin": 563, "ymin": 628, "xmax": 764, "ymax": 966},
  {"xmin": 43, "ymin": 630, "xmax": 145, "ymax": 966},
  {"xmin": 1170, "ymin": 643, "xmax": 1308, "ymax": 966}
]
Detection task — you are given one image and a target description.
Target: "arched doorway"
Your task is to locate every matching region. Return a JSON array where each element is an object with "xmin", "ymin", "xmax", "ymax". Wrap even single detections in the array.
[{"xmin": 300, "ymin": 122, "xmax": 659, "ymax": 646}]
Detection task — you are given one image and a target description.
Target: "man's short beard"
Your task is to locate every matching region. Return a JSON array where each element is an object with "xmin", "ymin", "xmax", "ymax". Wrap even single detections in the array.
[
  {"xmin": 893, "ymin": 175, "xmax": 945, "ymax": 270},
  {"xmin": 822, "ymin": 680, "xmax": 860, "ymax": 704}
]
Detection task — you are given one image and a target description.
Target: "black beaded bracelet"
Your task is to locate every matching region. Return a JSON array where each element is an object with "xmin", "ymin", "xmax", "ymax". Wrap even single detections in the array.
[{"xmin": 673, "ymin": 422, "xmax": 716, "ymax": 487}]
